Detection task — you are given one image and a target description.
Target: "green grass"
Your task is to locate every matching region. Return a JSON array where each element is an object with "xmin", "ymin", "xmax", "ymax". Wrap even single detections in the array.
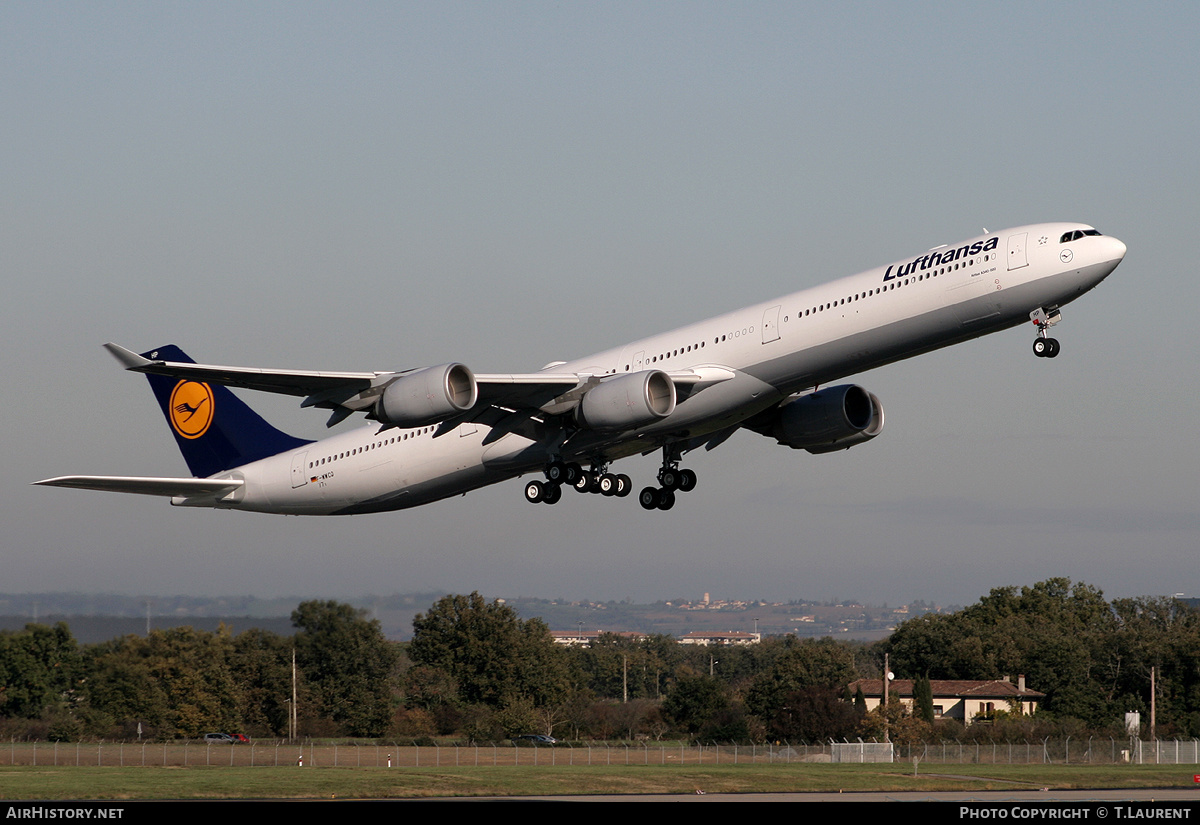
[{"xmin": 1, "ymin": 764, "xmax": 1198, "ymax": 800}]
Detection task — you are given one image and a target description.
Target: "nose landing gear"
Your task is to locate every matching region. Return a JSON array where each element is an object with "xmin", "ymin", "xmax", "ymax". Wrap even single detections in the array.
[{"xmin": 1031, "ymin": 307, "xmax": 1062, "ymax": 359}]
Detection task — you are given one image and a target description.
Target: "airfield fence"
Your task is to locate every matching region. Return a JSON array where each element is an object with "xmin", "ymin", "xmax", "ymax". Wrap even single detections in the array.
[{"xmin": 3, "ymin": 738, "xmax": 1198, "ymax": 768}]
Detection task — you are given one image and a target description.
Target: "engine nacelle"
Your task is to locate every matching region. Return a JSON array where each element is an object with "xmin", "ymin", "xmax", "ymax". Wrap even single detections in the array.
[
  {"xmin": 771, "ymin": 384, "xmax": 884, "ymax": 454},
  {"xmin": 575, "ymin": 370, "xmax": 676, "ymax": 431},
  {"xmin": 374, "ymin": 363, "xmax": 478, "ymax": 428}
]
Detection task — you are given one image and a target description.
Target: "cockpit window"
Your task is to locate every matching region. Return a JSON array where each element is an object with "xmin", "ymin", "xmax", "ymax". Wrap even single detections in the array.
[{"xmin": 1060, "ymin": 229, "xmax": 1103, "ymax": 243}]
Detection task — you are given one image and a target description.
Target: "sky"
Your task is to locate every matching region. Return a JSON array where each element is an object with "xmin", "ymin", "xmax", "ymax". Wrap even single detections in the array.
[{"xmin": 4, "ymin": 2, "xmax": 1198, "ymax": 610}]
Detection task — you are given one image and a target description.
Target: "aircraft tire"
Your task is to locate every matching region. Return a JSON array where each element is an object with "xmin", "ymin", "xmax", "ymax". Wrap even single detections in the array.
[
  {"xmin": 524, "ymin": 480, "xmax": 545, "ymax": 503},
  {"xmin": 639, "ymin": 487, "xmax": 660, "ymax": 510}
]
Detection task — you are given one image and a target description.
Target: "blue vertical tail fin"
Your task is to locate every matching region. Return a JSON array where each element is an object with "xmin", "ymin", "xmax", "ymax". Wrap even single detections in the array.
[{"xmin": 139, "ymin": 345, "xmax": 313, "ymax": 478}]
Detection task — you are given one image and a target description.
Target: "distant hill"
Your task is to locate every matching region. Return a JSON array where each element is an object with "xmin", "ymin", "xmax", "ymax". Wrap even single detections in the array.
[
  {"xmin": 0, "ymin": 592, "xmax": 947, "ymax": 643},
  {"xmin": 0, "ymin": 614, "xmax": 297, "ymax": 644}
]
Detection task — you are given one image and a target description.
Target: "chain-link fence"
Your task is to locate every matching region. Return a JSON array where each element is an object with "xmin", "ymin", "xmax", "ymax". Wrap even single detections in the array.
[
  {"xmin": 3, "ymin": 738, "xmax": 1196, "ymax": 767},
  {"xmin": 0, "ymin": 740, "xmax": 830, "ymax": 768},
  {"xmin": 896, "ymin": 738, "xmax": 1200, "ymax": 765},
  {"xmin": 832, "ymin": 742, "xmax": 893, "ymax": 762}
]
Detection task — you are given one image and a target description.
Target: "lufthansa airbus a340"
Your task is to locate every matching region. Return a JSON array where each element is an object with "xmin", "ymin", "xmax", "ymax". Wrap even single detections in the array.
[{"xmin": 37, "ymin": 223, "xmax": 1126, "ymax": 514}]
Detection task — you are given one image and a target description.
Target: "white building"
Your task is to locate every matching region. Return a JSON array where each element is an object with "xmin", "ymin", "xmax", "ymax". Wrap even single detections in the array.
[{"xmin": 847, "ymin": 676, "xmax": 1043, "ymax": 725}]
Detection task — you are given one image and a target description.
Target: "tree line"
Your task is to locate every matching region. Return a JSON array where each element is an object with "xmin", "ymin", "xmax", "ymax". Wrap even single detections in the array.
[
  {"xmin": 1, "ymin": 579, "xmax": 1198, "ymax": 743},
  {"xmin": 0, "ymin": 600, "xmax": 397, "ymax": 741}
]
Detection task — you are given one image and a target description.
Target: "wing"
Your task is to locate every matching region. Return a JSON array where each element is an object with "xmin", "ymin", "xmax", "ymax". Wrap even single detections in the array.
[
  {"xmin": 105, "ymin": 343, "xmax": 584, "ymax": 427},
  {"xmin": 33, "ymin": 475, "xmax": 243, "ymax": 498},
  {"xmin": 105, "ymin": 343, "xmax": 384, "ymax": 398},
  {"xmin": 103, "ymin": 344, "xmax": 735, "ymax": 429}
]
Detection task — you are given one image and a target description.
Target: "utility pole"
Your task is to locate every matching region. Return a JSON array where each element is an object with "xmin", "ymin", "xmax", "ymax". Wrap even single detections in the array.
[
  {"xmin": 1150, "ymin": 666, "xmax": 1157, "ymax": 742},
  {"xmin": 883, "ymin": 653, "xmax": 891, "ymax": 744},
  {"xmin": 623, "ymin": 654, "xmax": 628, "ymax": 703},
  {"xmin": 291, "ymin": 647, "xmax": 298, "ymax": 741}
]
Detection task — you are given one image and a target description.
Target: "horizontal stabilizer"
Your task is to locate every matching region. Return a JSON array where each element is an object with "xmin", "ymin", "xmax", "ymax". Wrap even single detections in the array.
[{"xmin": 33, "ymin": 475, "xmax": 243, "ymax": 499}]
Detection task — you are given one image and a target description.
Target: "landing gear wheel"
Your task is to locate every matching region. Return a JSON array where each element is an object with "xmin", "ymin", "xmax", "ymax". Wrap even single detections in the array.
[
  {"xmin": 1033, "ymin": 337, "xmax": 1061, "ymax": 358},
  {"xmin": 639, "ymin": 487, "xmax": 661, "ymax": 510},
  {"xmin": 564, "ymin": 463, "xmax": 584, "ymax": 484},
  {"xmin": 546, "ymin": 461, "xmax": 567, "ymax": 483},
  {"xmin": 599, "ymin": 473, "xmax": 618, "ymax": 496},
  {"xmin": 657, "ymin": 489, "xmax": 676, "ymax": 511},
  {"xmin": 572, "ymin": 472, "xmax": 593, "ymax": 493},
  {"xmin": 542, "ymin": 483, "xmax": 562, "ymax": 504},
  {"xmin": 656, "ymin": 444, "xmax": 694, "ymax": 496},
  {"xmin": 524, "ymin": 480, "xmax": 546, "ymax": 504},
  {"xmin": 615, "ymin": 474, "xmax": 632, "ymax": 497}
]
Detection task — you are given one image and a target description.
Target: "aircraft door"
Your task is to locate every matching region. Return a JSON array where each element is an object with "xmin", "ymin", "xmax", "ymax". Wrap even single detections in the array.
[
  {"xmin": 1007, "ymin": 233, "xmax": 1029, "ymax": 270},
  {"xmin": 762, "ymin": 306, "xmax": 781, "ymax": 344},
  {"xmin": 290, "ymin": 452, "xmax": 309, "ymax": 488}
]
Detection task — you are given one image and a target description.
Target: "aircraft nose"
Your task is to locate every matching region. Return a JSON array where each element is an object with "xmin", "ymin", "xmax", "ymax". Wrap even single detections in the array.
[{"xmin": 1107, "ymin": 235, "xmax": 1128, "ymax": 262}]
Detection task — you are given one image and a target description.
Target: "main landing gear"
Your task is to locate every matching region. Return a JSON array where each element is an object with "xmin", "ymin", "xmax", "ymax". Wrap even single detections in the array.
[
  {"xmin": 638, "ymin": 447, "xmax": 698, "ymax": 512},
  {"xmin": 523, "ymin": 451, "xmax": 697, "ymax": 510},
  {"xmin": 1031, "ymin": 307, "xmax": 1062, "ymax": 359},
  {"xmin": 525, "ymin": 460, "xmax": 632, "ymax": 505}
]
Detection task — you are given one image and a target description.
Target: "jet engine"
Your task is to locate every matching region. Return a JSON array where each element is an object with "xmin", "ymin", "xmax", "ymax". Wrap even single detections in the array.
[
  {"xmin": 575, "ymin": 370, "xmax": 676, "ymax": 431},
  {"xmin": 374, "ymin": 363, "xmax": 478, "ymax": 428},
  {"xmin": 768, "ymin": 384, "xmax": 884, "ymax": 454}
]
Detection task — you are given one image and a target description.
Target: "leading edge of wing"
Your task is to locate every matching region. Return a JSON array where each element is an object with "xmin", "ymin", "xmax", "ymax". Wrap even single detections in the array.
[
  {"xmin": 104, "ymin": 343, "xmax": 380, "ymax": 398},
  {"xmin": 32, "ymin": 475, "xmax": 244, "ymax": 498},
  {"xmin": 106, "ymin": 343, "xmax": 589, "ymax": 415},
  {"xmin": 102, "ymin": 344, "xmax": 732, "ymax": 419}
]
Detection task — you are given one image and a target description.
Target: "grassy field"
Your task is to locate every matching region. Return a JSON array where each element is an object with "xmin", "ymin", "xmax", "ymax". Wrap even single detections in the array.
[{"xmin": 1, "ymin": 763, "xmax": 1198, "ymax": 800}]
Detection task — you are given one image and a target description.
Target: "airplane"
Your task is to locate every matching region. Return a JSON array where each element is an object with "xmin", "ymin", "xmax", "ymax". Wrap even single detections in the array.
[{"xmin": 36, "ymin": 222, "xmax": 1126, "ymax": 515}]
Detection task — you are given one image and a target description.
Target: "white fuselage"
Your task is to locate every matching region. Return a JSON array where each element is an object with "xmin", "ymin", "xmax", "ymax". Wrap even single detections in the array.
[{"xmin": 201, "ymin": 223, "xmax": 1125, "ymax": 515}]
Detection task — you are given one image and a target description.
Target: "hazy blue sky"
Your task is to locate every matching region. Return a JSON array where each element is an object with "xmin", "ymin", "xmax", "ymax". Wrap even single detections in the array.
[{"xmin": 5, "ymin": 2, "xmax": 1197, "ymax": 609}]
